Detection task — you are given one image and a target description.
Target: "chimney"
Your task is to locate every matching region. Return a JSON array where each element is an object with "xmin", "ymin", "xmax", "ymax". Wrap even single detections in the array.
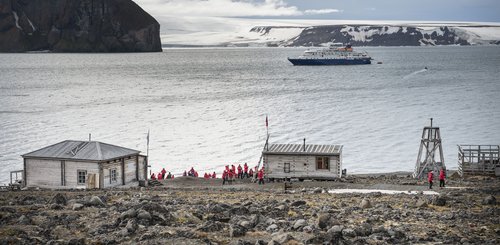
[
  {"xmin": 430, "ymin": 118, "xmax": 433, "ymax": 127},
  {"xmin": 89, "ymin": 133, "xmax": 92, "ymax": 141},
  {"xmin": 303, "ymin": 138, "xmax": 306, "ymax": 152}
]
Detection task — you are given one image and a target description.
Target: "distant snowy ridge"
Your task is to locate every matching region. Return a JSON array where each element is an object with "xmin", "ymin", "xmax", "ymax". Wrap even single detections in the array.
[{"xmin": 248, "ymin": 24, "xmax": 500, "ymax": 47}]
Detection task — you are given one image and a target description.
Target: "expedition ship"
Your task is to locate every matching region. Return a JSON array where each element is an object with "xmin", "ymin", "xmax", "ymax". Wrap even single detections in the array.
[{"xmin": 288, "ymin": 43, "xmax": 371, "ymax": 66}]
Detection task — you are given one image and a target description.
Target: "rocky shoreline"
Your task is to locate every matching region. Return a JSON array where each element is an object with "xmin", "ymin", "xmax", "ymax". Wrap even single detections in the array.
[{"xmin": 0, "ymin": 174, "xmax": 498, "ymax": 244}]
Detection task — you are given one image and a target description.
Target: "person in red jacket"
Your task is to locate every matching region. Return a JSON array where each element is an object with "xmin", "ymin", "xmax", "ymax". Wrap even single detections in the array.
[
  {"xmin": 428, "ymin": 170, "xmax": 434, "ymax": 189},
  {"xmin": 237, "ymin": 164, "xmax": 243, "ymax": 179},
  {"xmin": 243, "ymin": 163, "xmax": 249, "ymax": 178},
  {"xmin": 258, "ymin": 169, "xmax": 264, "ymax": 185},
  {"xmin": 249, "ymin": 168, "xmax": 254, "ymax": 179},
  {"xmin": 161, "ymin": 168, "xmax": 167, "ymax": 177},
  {"xmin": 229, "ymin": 169, "xmax": 235, "ymax": 184},
  {"xmin": 222, "ymin": 169, "xmax": 228, "ymax": 185},
  {"xmin": 439, "ymin": 168, "xmax": 446, "ymax": 188},
  {"xmin": 212, "ymin": 171, "xmax": 216, "ymax": 178},
  {"xmin": 151, "ymin": 173, "xmax": 156, "ymax": 180},
  {"xmin": 204, "ymin": 172, "xmax": 209, "ymax": 179},
  {"xmin": 158, "ymin": 172, "xmax": 163, "ymax": 180}
]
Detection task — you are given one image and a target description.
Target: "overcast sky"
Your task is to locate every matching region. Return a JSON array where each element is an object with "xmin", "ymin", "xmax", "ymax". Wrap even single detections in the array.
[{"xmin": 136, "ymin": 0, "xmax": 500, "ymax": 22}]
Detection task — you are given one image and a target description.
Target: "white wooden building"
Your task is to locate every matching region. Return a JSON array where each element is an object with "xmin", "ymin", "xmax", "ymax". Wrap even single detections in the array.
[
  {"xmin": 22, "ymin": 140, "xmax": 147, "ymax": 189},
  {"xmin": 263, "ymin": 143, "xmax": 343, "ymax": 180}
]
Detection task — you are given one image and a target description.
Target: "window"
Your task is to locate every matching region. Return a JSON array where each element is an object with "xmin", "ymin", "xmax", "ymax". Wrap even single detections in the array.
[
  {"xmin": 316, "ymin": 157, "xmax": 330, "ymax": 170},
  {"xmin": 110, "ymin": 169, "xmax": 117, "ymax": 183},
  {"xmin": 77, "ymin": 170, "xmax": 87, "ymax": 185},
  {"xmin": 284, "ymin": 163, "xmax": 290, "ymax": 173}
]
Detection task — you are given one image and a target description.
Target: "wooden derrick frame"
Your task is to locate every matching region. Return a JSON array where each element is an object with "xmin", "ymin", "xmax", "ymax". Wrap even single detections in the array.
[{"xmin": 413, "ymin": 120, "xmax": 445, "ymax": 179}]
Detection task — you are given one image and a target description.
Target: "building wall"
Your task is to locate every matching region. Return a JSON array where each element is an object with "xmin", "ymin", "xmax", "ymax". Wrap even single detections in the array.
[
  {"xmin": 264, "ymin": 154, "xmax": 341, "ymax": 179},
  {"xmin": 25, "ymin": 159, "xmax": 62, "ymax": 187},
  {"xmin": 24, "ymin": 154, "xmax": 144, "ymax": 189},
  {"xmin": 138, "ymin": 155, "xmax": 147, "ymax": 181},
  {"xmin": 64, "ymin": 161, "xmax": 99, "ymax": 188},
  {"xmin": 102, "ymin": 161, "xmax": 123, "ymax": 188},
  {"xmin": 124, "ymin": 156, "xmax": 137, "ymax": 182},
  {"xmin": 25, "ymin": 158, "xmax": 100, "ymax": 188}
]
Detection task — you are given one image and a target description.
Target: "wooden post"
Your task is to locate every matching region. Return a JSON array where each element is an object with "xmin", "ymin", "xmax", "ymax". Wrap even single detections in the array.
[
  {"xmin": 136, "ymin": 155, "xmax": 139, "ymax": 181},
  {"xmin": 23, "ymin": 158, "xmax": 27, "ymax": 187},
  {"xmin": 121, "ymin": 158, "xmax": 125, "ymax": 185}
]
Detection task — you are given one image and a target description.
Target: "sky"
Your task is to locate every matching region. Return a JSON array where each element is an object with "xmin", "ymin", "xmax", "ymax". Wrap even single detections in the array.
[
  {"xmin": 135, "ymin": 0, "xmax": 500, "ymax": 22},
  {"xmin": 134, "ymin": 0, "xmax": 500, "ymax": 45}
]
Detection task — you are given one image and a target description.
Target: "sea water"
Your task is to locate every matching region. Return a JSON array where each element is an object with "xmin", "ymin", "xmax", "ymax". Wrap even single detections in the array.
[{"xmin": 1, "ymin": 46, "xmax": 499, "ymax": 184}]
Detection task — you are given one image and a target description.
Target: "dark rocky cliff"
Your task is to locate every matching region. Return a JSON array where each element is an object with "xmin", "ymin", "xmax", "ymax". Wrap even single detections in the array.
[{"xmin": 0, "ymin": 0, "xmax": 162, "ymax": 52}]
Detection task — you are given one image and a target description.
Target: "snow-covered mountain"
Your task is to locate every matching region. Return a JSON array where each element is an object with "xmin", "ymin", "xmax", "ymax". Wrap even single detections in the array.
[
  {"xmin": 249, "ymin": 24, "xmax": 500, "ymax": 46},
  {"xmin": 158, "ymin": 18, "xmax": 500, "ymax": 47}
]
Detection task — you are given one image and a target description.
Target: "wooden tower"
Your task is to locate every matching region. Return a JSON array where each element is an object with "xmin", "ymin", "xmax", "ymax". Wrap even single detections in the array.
[{"xmin": 413, "ymin": 118, "xmax": 445, "ymax": 179}]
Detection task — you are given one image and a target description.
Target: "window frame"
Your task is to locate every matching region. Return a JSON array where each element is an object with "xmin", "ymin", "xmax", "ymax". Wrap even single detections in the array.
[
  {"xmin": 77, "ymin": 170, "xmax": 87, "ymax": 185},
  {"xmin": 316, "ymin": 156, "xmax": 330, "ymax": 170},
  {"xmin": 284, "ymin": 162, "xmax": 290, "ymax": 173},
  {"xmin": 110, "ymin": 168, "xmax": 117, "ymax": 183}
]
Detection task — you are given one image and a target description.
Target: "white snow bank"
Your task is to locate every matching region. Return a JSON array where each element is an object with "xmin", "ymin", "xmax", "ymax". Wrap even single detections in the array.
[{"xmin": 328, "ymin": 188, "xmax": 440, "ymax": 195}]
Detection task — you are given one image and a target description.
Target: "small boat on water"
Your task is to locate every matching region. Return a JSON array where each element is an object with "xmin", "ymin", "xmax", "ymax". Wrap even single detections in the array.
[{"xmin": 288, "ymin": 43, "xmax": 372, "ymax": 66}]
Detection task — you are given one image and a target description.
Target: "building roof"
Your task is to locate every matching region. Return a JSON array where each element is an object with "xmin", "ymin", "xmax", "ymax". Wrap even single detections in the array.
[
  {"xmin": 22, "ymin": 140, "xmax": 141, "ymax": 161},
  {"xmin": 263, "ymin": 144, "xmax": 343, "ymax": 156}
]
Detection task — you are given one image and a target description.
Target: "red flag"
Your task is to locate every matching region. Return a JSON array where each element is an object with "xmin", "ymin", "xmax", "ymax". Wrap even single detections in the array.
[{"xmin": 265, "ymin": 116, "xmax": 268, "ymax": 128}]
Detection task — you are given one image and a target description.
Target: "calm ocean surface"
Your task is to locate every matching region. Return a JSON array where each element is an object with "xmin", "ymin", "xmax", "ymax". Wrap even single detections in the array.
[{"xmin": 1, "ymin": 46, "xmax": 499, "ymax": 184}]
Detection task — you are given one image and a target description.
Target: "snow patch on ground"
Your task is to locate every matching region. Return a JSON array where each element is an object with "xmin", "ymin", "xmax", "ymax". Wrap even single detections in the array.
[
  {"xmin": 341, "ymin": 25, "xmax": 403, "ymax": 42},
  {"xmin": 328, "ymin": 188, "xmax": 440, "ymax": 195}
]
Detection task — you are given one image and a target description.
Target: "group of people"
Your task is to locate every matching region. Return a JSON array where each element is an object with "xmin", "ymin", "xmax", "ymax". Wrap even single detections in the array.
[
  {"xmin": 150, "ymin": 168, "xmax": 174, "ymax": 180},
  {"xmin": 149, "ymin": 163, "xmax": 267, "ymax": 185},
  {"xmin": 221, "ymin": 163, "xmax": 265, "ymax": 185},
  {"xmin": 183, "ymin": 167, "xmax": 199, "ymax": 177},
  {"xmin": 428, "ymin": 168, "xmax": 446, "ymax": 189}
]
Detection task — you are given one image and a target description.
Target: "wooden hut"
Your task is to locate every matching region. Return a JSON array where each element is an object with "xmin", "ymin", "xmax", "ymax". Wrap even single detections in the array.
[
  {"xmin": 458, "ymin": 145, "xmax": 500, "ymax": 176},
  {"xmin": 22, "ymin": 140, "xmax": 147, "ymax": 189},
  {"xmin": 262, "ymin": 143, "xmax": 343, "ymax": 180}
]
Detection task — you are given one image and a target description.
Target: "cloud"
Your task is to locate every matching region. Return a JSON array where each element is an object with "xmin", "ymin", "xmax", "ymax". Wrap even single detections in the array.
[
  {"xmin": 136, "ymin": 0, "xmax": 341, "ymax": 17},
  {"xmin": 304, "ymin": 9, "xmax": 342, "ymax": 15}
]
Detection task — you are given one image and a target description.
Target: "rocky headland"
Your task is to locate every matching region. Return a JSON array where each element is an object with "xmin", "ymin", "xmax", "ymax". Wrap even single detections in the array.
[
  {"xmin": 0, "ymin": 174, "xmax": 498, "ymax": 244},
  {"xmin": 0, "ymin": 0, "xmax": 161, "ymax": 52}
]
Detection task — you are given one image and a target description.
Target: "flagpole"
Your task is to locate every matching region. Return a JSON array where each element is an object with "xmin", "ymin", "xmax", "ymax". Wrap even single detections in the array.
[
  {"xmin": 146, "ymin": 129, "xmax": 150, "ymax": 158},
  {"xmin": 146, "ymin": 129, "xmax": 150, "ymax": 176},
  {"xmin": 265, "ymin": 115, "xmax": 269, "ymax": 151}
]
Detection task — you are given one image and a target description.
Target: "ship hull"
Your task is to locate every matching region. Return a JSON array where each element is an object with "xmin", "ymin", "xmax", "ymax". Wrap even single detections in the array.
[{"xmin": 288, "ymin": 58, "xmax": 371, "ymax": 66}]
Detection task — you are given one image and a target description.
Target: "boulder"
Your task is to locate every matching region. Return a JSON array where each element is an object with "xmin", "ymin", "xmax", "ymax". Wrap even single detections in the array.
[
  {"xmin": 360, "ymin": 199, "xmax": 372, "ymax": 209},
  {"xmin": 120, "ymin": 209, "xmax": 137, "ymax": 220},
  {"xmin": 266, "ymin": 224, "xmax": 279, "ymax": 232},
  {"xmin": 18, "ymin": 215, "xmax": 30, "ymax": 225},
  {"xmin": 482, "ymin": 195, "xmax": 496, "ymax": 205},
  {"xmin": 49, "ymin": 193, "xmax": 67, "ymax": 206},
  {"xmin": 272, "ymin": 233, "xmax": 294, "ymax": 244},
  {"xmin": 88, "ymin": 196, "xmax": 105, "ymax": 207},
  {"xmin": 125, "ymin": 219, "xmax": 137, "ymax": 233},
  {"xmin": 293, "ymin": 219, "xmax": 307, "ymax": 230},
  {"xmin": 317, "ymin": 213, "xmax": 333, "ymax": 229},
  {"xmin": 432, "ymin": 196, "xmax": 446, "ymax": 206},
  {"xmin": 415, "ymin": 199, "xmax": 428, "ymax": 208},
  {"xmin": 230, "ymin": 224, "xmax": 247, "ymax": 238},
  {"xmin": 72, "ymin": 203, "xmax": 84, "ymax": 211},
  {"xmin": 137, "ymin": 210, "xmax": 152, "ymax": 220},
  {"xmin": 342, "ymin": 228, "xmax": 356, "ymax": 237},
  {"xmin": 290, "ymin": 200, "xmax": 307, "ymax": 207}
]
